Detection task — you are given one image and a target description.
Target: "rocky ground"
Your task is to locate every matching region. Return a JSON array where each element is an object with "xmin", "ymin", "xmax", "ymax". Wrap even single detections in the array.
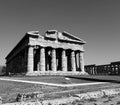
[{"xmin": 1, "ymin": 75, "xmax": 120, "ymax": 104}]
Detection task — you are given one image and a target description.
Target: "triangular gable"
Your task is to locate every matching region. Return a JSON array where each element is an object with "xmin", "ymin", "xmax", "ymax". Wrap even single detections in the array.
[
  {"xmin": 44, "ymin": 30, "xmax": 57, "ymax": 39},
  {"xmin": 27, "ymin": 31, "xmax": 43, "ymax": 38},
  {"xmin": 44, "ymin": 30, "xmax": 86, "ymax": 44},
  {"xmin": 58, "ymin": 31, "xmax": 86, "ymax": 44}
]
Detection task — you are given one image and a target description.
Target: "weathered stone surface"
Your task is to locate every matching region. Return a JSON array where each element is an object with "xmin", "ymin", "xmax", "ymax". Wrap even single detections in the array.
[
  {"xmin": 2, "ymin": 88, "xmax": 120, "ymax": 105},
  {"xmin": 26, "ymin": 46, "xmax": 34, "ymax": 74},
  {"xmin": 42, "ymin": 96, "xmax": 80, "ymax": 105},
  {"xmin": 6, "ymin": 30, "xmax": 87, "ymax": 76},
  {"xmin": 62, "ymin": 50, "xmax": 67, "ymax": 72},
  {"xmin": 75, "ymin": 88, "xmax": 120, "ymax": 101},
  {"xmin": 3, "ymin": 101, "xmax": 42, "ymax": 105},
  {"xmin": 40, "ymin": 47, "xmax": 45, "ymax": 72},
  {"xmin": 71, "ymin": 51, "xmax": 76, "ymax": 72},
  {"xmin": 51, "ymin": 49, "xmax": 57, "ymax": 72},
  {"xmin": 79, "ymin": 52, "xmax": 86, "ymax": 73},
  {"xmin": 102, "ymin": 88, "xmax": 120, "ymax": 96},
  {"xmin": 16, "ymin": 92, "xmax": 44, "ymax": 102},
  {"xmin": 85, "ymin": 61, "xmax": 120, "ymax": 75}
]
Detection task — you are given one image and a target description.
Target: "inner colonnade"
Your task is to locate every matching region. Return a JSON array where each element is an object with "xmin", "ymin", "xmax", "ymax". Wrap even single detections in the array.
[{"xmin": 28, "ymin": 45, "xmax": 84, "ymax": 75}]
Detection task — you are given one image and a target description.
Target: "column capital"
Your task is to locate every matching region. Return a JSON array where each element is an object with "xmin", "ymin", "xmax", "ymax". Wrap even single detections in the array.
[{"xmin": 79, "ymin": 51, "xmax": 84, "ymax": 57}]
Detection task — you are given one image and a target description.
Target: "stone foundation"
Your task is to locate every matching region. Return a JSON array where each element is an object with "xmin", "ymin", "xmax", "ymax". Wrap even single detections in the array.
[
  {"xmin": 1, "ymin": 88, "xmax": 120, "ymax": 105},
  {"xmin": 26, "ymin": 71, "xmax": 88, "ymax": 76}
]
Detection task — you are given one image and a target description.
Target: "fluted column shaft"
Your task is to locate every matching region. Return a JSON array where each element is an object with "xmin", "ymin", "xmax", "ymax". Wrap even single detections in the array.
[
  {"xmin": 71, "ymin": 51, "xmax": 76, "ymax": 72},
  {"xmin": 27, "ymin": 46, "xmax": 34, "ymax": 73},
  {"xmin": 40, "ymin": 47, "xmax": 45, "ymax": 72},
  {"xmin": 51, "ymin": 48, "xmax": 57, "ymax": 72},
  {"xmin": 79, "ymin": 52, "xmax": 85, "ymax": 73},
  {"xmin": 62, "ymin": 49, "xmax": 67, "ymax": 72}
]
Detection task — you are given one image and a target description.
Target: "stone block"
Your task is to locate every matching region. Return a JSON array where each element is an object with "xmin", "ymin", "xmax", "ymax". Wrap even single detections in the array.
[
  {"xmin": 102, "ymin": 88, "xmax": 120, "ymax": 96},
  {"xmin": 42, "ymin": 96, "xmax": 79, "ymax": 105},
  {"xmin": 2, "ymin": 101, "xmax": 42, "ymax": 105},
  {"xmin": 87, "ymin": 91, "xmax": 104, "ymax": 99},
  {"xmin": 16, "ymin": 92, "xmax": 44, "ymax": 102},
  {"xmin": 75, "ymin": 91, "xmax": 104, "ymax": 100}
]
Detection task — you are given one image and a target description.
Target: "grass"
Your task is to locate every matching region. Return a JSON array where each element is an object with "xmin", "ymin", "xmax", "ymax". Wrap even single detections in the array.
[
  {"xmin": 69, "ymin": 75, "xmax": 120, "ymax": 83},
  {"xmin": 3, "ymin": 75, "xmax": 95, "ymax": 84},
  {"xmin": 1, "ymin": 75, "xmax": 120, "ymax": 103},
  {"xmin": 0, "ymin": 80, "xmax": 60, "ymax": 103}
]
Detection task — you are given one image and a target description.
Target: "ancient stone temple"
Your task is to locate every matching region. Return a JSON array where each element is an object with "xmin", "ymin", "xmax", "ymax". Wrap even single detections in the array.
[{"xmin": 6, "ymin": 30, "xmax": 87, "ymax": 76}]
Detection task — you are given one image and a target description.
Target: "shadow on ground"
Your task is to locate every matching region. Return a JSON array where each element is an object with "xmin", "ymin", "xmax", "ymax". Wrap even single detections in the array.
[{"xmin": 66, "ymin": 75, "xmax": 120, "ymax": 83}]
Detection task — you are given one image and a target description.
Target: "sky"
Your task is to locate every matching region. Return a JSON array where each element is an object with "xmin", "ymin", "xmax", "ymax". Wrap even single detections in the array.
[{"xmin": 0, "ymin": 0, "xmax": 120, "ymax": 66}]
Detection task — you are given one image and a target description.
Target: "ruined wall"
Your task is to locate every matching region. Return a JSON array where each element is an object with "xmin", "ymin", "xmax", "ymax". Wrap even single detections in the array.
[
  {"xmin": 85, "ymin": 61, "xmax": 120, "ymax": 75},
  {"xmin": 6, "ymin": 48, "xmax": 27, "ymax": 75}
]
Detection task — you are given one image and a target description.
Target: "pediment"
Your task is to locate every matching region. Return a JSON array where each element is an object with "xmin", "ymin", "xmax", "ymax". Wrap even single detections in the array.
[
  {"xmin": 58, "ymin": 31, "xmax": 86, "ymax": 44},
  {"xmin": 44, "ymin": 30, "xmax": 86, "ymax": 44},
  {"xmin": 27, "ymin": 31, "xmax": 43, "ymax": 38},
  {"xmin": 45, "ymin": 30, "xmax": 57, "ymax": 39}
]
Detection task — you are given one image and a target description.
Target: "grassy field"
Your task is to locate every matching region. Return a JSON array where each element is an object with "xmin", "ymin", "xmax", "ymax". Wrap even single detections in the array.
[
  {"xmin": 1, "ymin": 75, "xmax": 120, "ymax": 103},
  {"xmin": 69, "ymin": 75, "xmax": 120, "ymax": 83},
  {"xmin": 5, "ymin": 75, "xmax": 95, "ymax": 84}
]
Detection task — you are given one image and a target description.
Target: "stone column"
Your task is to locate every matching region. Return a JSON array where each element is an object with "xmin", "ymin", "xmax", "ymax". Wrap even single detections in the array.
[
  {"xmin": 62, "ymin": 49, "xmax": 67, "ymax": 73},
  {"xmin": 71, "ymin": 50, "xmax": 76, "ymax": 72},
  {"xmin": 75, "ymin": 52, "xmax": 78, "ymax": 71},
  {"xmin": 79, "ymin": 52, "xmax": 85, "ymax": 73},
  {"xmin": 37, "ymin": 63, "xmax": 40, "ymax": 72},
  {"xmin": 40, "ymin": 47, "xmax": 45, "ymax": 72},
  {"xmin": 92, "ymin": 67, "xmax": 95, "ymax": 75},
  {"xmin": 27, "ymin": 46, "xmax": 34, "ymax": 74},
  {"xmin": 51, "ymin": 48, "xmax": 57, "ymax": 73}
]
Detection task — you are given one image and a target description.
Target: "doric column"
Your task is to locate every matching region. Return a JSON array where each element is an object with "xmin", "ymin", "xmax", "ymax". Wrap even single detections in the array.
[
  {"xmin": 51, "ymin": 48, "xmax": 57, "ymax": 72},
  {"xmin": 40, "ymin": 47, "xmax": 45, "ymax": 72},
  {"xmin": 62, "ymin": 49, "xmax": 67, "ymax": 72},
  {"xmin": 37, "ymin": 63, "xmax": 40, "ymax": 71},
  {"xmin": 71, "ymin": 50, "xmax": 76, "ymax": 72},
  {"xmin": 75, "ymin": 52, "xmax": 79, "ymax": 71},
  {"xmin": 27, "ymin": 46, "xmax": 34, "ymax": 73},
  {"xmin": 79, "ymin": 52, "xmax": 85, "ymax": 73}
]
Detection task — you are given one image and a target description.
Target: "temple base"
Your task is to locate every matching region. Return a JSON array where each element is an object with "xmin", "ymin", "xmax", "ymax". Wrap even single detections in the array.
[
  {"xmin": 25, "ymin": 71, "xmax": 88, "ymax": 76},
  {"xmin": 79, "ymin": 71, "xmax": 89, "ymax": 75}
]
